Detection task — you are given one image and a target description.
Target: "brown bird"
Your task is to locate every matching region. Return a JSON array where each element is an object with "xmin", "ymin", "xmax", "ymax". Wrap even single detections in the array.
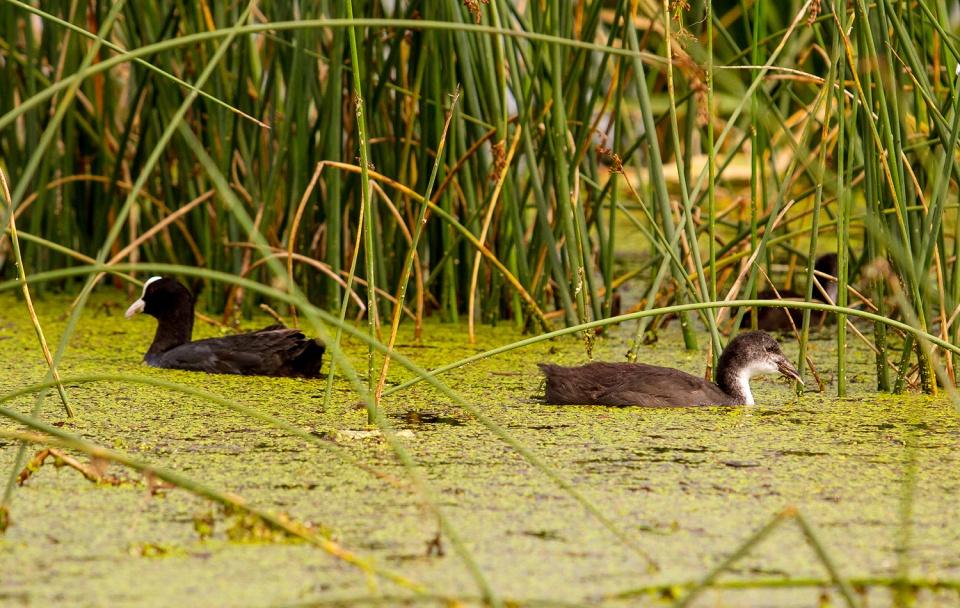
[
  {"xmin": 741, "ymin": 253, "xmax": 839, "ymax": 332},
  {"xmin": 538, "ymin": 331, "xmax": 801, "ymax": 407}
]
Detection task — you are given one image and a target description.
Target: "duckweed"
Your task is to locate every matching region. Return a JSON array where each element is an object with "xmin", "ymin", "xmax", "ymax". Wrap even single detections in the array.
[{"xmin": 1, "ymin": 292, "xmax": 958, "ymax": 607}]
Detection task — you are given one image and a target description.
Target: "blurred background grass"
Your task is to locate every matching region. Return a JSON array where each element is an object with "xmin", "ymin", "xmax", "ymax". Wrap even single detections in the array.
[{"xmin": 1, "ymin": 0, "xmax": 959, "ymax": 394}]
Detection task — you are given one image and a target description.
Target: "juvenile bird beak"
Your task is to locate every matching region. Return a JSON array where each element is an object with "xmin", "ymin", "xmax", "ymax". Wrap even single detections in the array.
[
  {"xmin": 125, "ymin": 298, "xmax": 145, "ymax": 319},
  {"xmin": 776, "ymin": 356, "xmax": 804, "ymax": 385}
]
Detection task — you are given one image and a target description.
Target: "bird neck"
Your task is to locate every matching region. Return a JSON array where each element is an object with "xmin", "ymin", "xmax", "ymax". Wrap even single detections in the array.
[
  {"xmin": 822, "ymin": 280, "xmax": 838, "ymax": 304},
  {"xmin": 716, "ymin": 360, "xmax": 755, "ymax": 406},
  {"xmin": 147, "ymin": 305, "xmax": 194, "ymax": 356}
]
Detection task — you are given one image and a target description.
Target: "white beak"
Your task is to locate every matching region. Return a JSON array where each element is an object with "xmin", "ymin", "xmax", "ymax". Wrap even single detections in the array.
[{"xmin": 125, "ymin": 298, "xmax": 145, "ymax": 319}]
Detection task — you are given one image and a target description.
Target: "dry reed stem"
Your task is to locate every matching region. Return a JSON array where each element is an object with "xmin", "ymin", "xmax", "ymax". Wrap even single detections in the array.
[
  {"xmin": 715, "ymin": 198, "xmax": 796, "ymax": 325},
  {"xmin": 17, "ymin": 448, "xmax": 123, "ymax": 486},
  {"xmin": 468, "ymin": 125, "xmax": 523, "ymax": 343},
  {"xmin": 320, "ymin": 160, "xmax": 551, "ymax": 330}
]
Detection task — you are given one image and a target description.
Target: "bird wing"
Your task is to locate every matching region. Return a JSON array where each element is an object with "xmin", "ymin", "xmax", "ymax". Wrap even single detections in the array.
[
  {"xmin": 154, "ymin": 340, "xmax": 265, "ymax": 374},
  {"xmin": 155, "ymin": 327, "xmax": 320, "ymax": 376},
  {"xmin": 592, "ymin": 364, "xmax": 734, "ymax": 407},
  {"xmin": 540, "ymin": 362, "xmax": 732, "ymax": 407}
]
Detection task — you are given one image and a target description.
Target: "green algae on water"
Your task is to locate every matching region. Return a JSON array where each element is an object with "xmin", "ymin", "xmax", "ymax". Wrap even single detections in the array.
[{"xmin": 1, "ymin": 291, "xmax": 959, "ymax": 607}]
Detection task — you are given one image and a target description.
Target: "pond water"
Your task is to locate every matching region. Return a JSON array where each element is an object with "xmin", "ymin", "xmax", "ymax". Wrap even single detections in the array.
[{"xmin": 0, "ymin": 291, "xmax": 958, "ymax": 607}]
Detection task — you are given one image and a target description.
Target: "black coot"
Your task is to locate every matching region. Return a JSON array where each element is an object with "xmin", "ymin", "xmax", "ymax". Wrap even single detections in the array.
[
  {"xmin": 126, "ymin": 277, "xmax": 325, "ymax": 377},
  {"xmin": 538, "ymin": 331, "xmax": 801, "ymax": 407}
]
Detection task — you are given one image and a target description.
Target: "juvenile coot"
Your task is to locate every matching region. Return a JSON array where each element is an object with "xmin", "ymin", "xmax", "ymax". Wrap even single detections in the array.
[
  {"xmin": 741, "ymin": 253, "xmax": 839, "ymax": 332},
  {"xmin": 538, "ymin": 331, "xmax": 801, "ymax": 407},
  {"xmin": 125, "ymin": 277, "xmax": 325, "ymax": 377}
]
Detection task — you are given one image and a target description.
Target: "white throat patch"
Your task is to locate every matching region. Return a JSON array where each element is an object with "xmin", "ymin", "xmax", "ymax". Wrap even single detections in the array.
[
  {"xmin": 734, "ymin": 359, "xmax": 779, "ymax": 406},
  {"xmin": 732, "ymin": 369, "xmax": 755, "ymax": 406}
]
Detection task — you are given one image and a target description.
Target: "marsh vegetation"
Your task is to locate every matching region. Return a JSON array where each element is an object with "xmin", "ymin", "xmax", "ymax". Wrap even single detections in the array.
[{"xmin": 2, "ymin": 0, "xmax": 960, "ymax": 605}]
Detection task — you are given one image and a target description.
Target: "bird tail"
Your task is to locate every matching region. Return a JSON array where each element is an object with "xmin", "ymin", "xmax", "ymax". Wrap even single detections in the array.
[{"xmin": 536, "ymin": 362, "xmax": 558, "ymax": 375}]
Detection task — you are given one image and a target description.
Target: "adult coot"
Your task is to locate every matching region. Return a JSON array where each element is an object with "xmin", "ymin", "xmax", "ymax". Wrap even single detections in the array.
[
  {"xmin": 538, "ymin": 330, "xmax": 801, "ymax": 407},
  {"xmin": 125, "ymin": 277, "xmax": 325, "ymax": 377}
]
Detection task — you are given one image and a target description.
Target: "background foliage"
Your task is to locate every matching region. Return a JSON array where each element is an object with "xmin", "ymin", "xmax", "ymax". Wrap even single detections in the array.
[{"xmin": 1, "ymin": 0, "xmax": 959, "ymax": 394}]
